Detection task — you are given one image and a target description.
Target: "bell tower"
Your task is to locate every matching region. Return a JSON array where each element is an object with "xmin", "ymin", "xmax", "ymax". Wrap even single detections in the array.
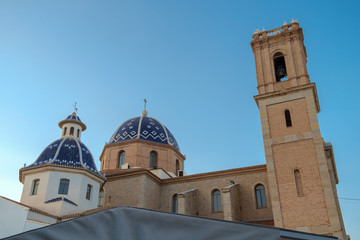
[{"xmin": 251, "ymin": 21, "xmax": 347, "ymax": 239}]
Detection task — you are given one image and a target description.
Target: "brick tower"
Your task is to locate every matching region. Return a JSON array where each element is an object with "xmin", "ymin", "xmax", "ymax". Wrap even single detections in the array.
[{"xmin": 251, "ymin": 21, "xmax": 347, "ymax": 239}]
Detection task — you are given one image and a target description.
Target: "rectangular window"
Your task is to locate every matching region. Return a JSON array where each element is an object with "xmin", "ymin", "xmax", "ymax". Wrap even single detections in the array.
[
  {"xmin": 31, "ymin": 179, "xmax": 40, "ymax": 195},
  {"xmin": 172, "ymin": 194, "xmax": 178, "ymax": 213},
  {"xmin": 98, "ymin": 191, "xmax": 104, "ymax": 207},
  {"xmin": 255, "ymin": 184, "xmax": 267, "ymax": 208},
  {"xmin": 212, "ymin": 190, "xmax": 222, "ymax": 212},
  {"xmin": 58, "ymin": 179, "xmax": 70, "ymax": 195},
  {"xmin": 86, "ymin": 184, "xmax": 92, "ymax": 200}
]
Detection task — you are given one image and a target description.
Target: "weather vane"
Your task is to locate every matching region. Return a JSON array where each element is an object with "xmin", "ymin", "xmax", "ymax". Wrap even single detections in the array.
[
  {"xmin": 144, "ymin": 99, "xmax": 147, "ymax": 110},
  {"xmin": 73, "ymin": 102, "xmax": 78, "ymax": 114}
]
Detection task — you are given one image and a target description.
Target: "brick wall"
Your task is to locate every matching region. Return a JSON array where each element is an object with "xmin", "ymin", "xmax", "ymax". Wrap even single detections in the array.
[
  {"xmin": 267, "ymin": 98, "xmax": 311, "ymax": 138},
  {"xmin": 272, "ymin": 139, "xmax": 329, "ymax": 228},
  {"xmin": 100, "ymin": 140, "xmax": 185, "ymax": 175},
  {"xmin": 159, "ymin": 169, "xmax": 272, "ymax": 221}
]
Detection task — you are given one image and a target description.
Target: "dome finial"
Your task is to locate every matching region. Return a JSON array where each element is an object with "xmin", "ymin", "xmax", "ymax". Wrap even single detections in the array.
[
  {"xmin": 73, "ymin": 102, "xmax": 78, "ymax": 114},
  {"xmin": 142, "ymin": 99, "xmax": 148, "ymax": 117}
]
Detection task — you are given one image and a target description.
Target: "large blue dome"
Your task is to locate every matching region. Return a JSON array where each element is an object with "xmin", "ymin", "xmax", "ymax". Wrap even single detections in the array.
[
  {"xmin": 109, "ymin": 116, "xmax": 180, "ymax": 151},
  {"xmin": 22, "ymin": 138, "xmax": 103, "ymax": 178}
]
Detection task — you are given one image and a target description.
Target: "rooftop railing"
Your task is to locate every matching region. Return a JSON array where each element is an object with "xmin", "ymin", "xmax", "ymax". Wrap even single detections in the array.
[{"xmin": 252, "ymin": 21, "xmax": 300, "ymax": 40}]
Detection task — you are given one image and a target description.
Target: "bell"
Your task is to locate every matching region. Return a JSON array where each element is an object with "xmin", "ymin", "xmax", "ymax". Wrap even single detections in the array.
[{"xmin": 276, "ymin": 65, "xmax": 286, "ymax": 79}]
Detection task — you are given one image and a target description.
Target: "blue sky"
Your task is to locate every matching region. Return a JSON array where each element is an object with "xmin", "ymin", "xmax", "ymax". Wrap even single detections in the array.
[{"xmin": 0, "ymin": 0, "xmax": 359, "ymax": 238}]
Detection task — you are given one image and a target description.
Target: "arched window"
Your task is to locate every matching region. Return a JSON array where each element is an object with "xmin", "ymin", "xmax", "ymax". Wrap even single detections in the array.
[
  {"xmin": 98, "ymin": 190, "xmax": 104, "ymax": 207},
  {"xmin": 273, "ymin": 52, "xmax": 287, "ymax": 82},
  {"xmin": 77, "ymin": 129, "xmax": 80, "ymax": 138},
  {"xmin": 294, "ymin": 169, "xmax": 304, "ymax": 196},
  {"xmin": 63, "ymin": 127, "xmax": 67, "ymax": 136},
  {"xmin": 69, "ymin": 127, "xmax": 74, "ymax": 136},
  {"xmin": 176, "ymin": 160, "xmax": 180, "ymax": 176},
  {"xmin": 149, "ymin": 151, "xmax": 157, "ymax": 168},
  {"xmin": 58, "ymin": 179, "xmax": 70, "ymax": 195},
  {"xmin": 118, "ymin": 151, "xmax": 125, "ymax": 167},
  {"xmin": 31, "ymin": 179, "xmax": 40, "ymax": 195},
  {"xmin": 255, "ymin": 184, "xmax": 267, "ymax": 208},
  {"xmin": 172, "ymin": 194, "xmax": 178, "ymax": 213},
  {"xmin": 212, "ymin": 189, "xmax": 222, "ymax": 212},
  {"xmin": 86, "ymin": 184, "xmax": 92, "ymax": 200},
  {"xmin": 285, "ymin": 109, "xmax": 292, "ymax": 127}
]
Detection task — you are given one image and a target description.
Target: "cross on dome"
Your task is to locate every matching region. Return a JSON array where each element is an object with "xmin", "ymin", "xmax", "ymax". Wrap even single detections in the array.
[
  {"xmin": 142, "ymin": 99, "xmax": 148, "ymax": 117},
  {"xmin": 73, "ymin": 102, "xmax": 78, "ymax": 114}
]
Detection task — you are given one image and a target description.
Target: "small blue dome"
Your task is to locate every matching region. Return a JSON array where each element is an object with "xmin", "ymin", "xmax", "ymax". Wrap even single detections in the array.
[
  {"xmin": 65, "ymin": 114, "xmax": 82, "ymax": 122},
  {"xmin": 109, "ymin": 116, "xmax": 180, "ymax": 151},
  {"xmin": 58, "ymin": 113, "xmax": 87, "ymax": 131},
  {"xmin": 23, "ymin": 138, "xmax": 103, "ymax": 178}
]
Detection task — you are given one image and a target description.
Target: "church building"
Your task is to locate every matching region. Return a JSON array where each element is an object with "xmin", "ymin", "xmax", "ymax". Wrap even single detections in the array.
[{"xmin": 0, "ymin": 21, "xmax": 349, "ymax": 240}]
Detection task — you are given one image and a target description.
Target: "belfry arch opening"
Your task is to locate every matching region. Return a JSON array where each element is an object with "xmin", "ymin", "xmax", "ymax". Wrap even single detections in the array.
[
  {"xmin": 69, "ymin": 127, "xmax": 74, "ymax": 136},
  {"xmin": 273, "ymin": 52, "xmax": 288, "ymax": 82}
]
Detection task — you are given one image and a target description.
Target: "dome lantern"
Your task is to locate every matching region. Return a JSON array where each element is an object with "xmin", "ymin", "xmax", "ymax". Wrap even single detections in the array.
[{"xmin": 58, "ymin": 112, "xmax": 86, "ymax": 140}]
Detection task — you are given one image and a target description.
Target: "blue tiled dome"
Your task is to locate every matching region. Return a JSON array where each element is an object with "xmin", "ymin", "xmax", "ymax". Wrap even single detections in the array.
[
  {"xmin": 22, "ymin": 138, "xmax": 104, "ymax": 178},
  {"xmin": 109, "ymin": 116, "xmax": 180, "ymax": 151},
  {"xmin": 65, "ymin": 114, "xmax": 82, "ymax": 122}
]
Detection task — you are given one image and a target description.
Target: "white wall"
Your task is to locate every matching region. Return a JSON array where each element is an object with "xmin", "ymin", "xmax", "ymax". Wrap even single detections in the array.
[
  {"xmin": 23, "ymin": 220, "xmax": 48, "ymax": 232},
  {"xmin": 21, "ymin": 168, "xmax": 101, "ymax": 216},
  {"xmin": 20, "ymin": 171, "xmax": 50, "ymax": 209},
  {"xmin": 0, "ymin": 197, "xmax": 58, "ymax": 238},
  {"xmin": 61, "ymin": 123, "xmax": 82, "ymax": 139},
  {"xmin": 0, "ymin": 197, "xmax": 27, "ymax": 238}
]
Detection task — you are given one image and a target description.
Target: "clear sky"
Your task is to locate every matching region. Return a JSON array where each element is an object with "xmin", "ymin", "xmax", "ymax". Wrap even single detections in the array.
[{"xmin": 0, "ymin": 0, "xmax": 359, "ymax": 238}]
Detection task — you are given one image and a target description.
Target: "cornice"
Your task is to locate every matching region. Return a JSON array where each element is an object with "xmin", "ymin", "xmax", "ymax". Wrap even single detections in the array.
[
  {"xmin": 19, "ymin": 164, "xmax": 106, "ymax": 183},
  {"xmin": 99, "ymin": 138, "xmax": 186, "ymax": 161},
  {"xmin": 251, "ymin": 29, "xmax": 303, "ymax": 49},
  {"xmin": 161, "ymin": 164, "xmax": 267, "ymax": 185},
  {"xmin": 101, "ymin": 164, "xmax": 267, "ymax": 186},
  {"xmin": 102, "ymin": 168, "xmax": 162, "ymax": 184},
  {"xmin": 250, "ymin": 23, "xmax": 303, "ymax": 49},
  {"xmin": 254, "ymin": 83, "xmax": 320, "ymax": 113}
]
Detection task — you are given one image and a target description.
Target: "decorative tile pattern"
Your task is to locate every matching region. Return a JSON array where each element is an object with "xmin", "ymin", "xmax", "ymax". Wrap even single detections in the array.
[
  {"xmin": 23, "ymin": 138, "xmax": 103, "ymax": 178},
  {"xmin": 165, "ymin": 126, "xmax": 180, "ymax": 151},
  {"xmin": 54, "ymin": 139, "xmax": 82, "ymax": 168},
  {"xmin": 139, "ymin": 117, "xmax": 168, "ymax": 144},
  {"xmin": 109, "ymin": 118, "xmax": 140, "ymax": 143},
  {"xmin": 66, "ymin": 114, "xmax": 82, "ymax": 122},
  {"xmin": 79, "ymin": 141, "xmax": 98, "ymax": 174},
  {"xmin": 45, "ymin": 197, "xmax": 78, "ymax": 206},
  {"xmin": 109, "ymin": 116, "xmax": 180, "ymax": 151}
]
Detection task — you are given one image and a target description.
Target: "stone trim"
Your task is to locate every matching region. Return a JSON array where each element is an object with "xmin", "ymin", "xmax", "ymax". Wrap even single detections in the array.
[
  {"xmin": 162, "ymin": 165, "xmax": 267, "ymax": 185},
  {"xmin": 267, "ymin": 131, "xmax": 313, "ymax": 145},
  {"xmin": 221, "ymin": 184, "xmax": 240, "ymax": 221},
  {"xmin": 99, "ymin": 138, "xmax": 185, "ymax": 161},
  {"xmin": 19, "ymin": 165, "xmax": 106, "ymax": 183},
  {"xmin": 177, "ymin": 189, "xmax": 198, "ymax": 215},
  {"xmin": 254, "ymin": 83, "xmax": 320, "ymax": 113},
  {"xmin": 102, "ymin": 165, "xmax": 267, "ymax": 186},
  {"xmin": 323, "ymin": 142, "xmax": 339, "ymax": 184},
  {"xmin": 103, "ymin": 168, "xmax": 163, "ymax": 185}
]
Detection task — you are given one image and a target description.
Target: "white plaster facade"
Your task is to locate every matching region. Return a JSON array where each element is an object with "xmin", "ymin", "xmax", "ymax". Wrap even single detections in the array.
[
  {"xmin": 0, "ymin": 197, "xmax": 56, "ymax": 239},
  {"xmin": 20, "ymin": 166, "xmax": 103, "ymax": 216},
  {"xmin": 61, "ymin": 122, "xmax": 83, "ymax": 139}
]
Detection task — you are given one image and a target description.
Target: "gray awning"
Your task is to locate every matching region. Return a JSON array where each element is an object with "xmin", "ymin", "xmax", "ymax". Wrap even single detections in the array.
[{"xmin": 2, "ymin": 207, "xmax": 336, "ymax": 240}]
